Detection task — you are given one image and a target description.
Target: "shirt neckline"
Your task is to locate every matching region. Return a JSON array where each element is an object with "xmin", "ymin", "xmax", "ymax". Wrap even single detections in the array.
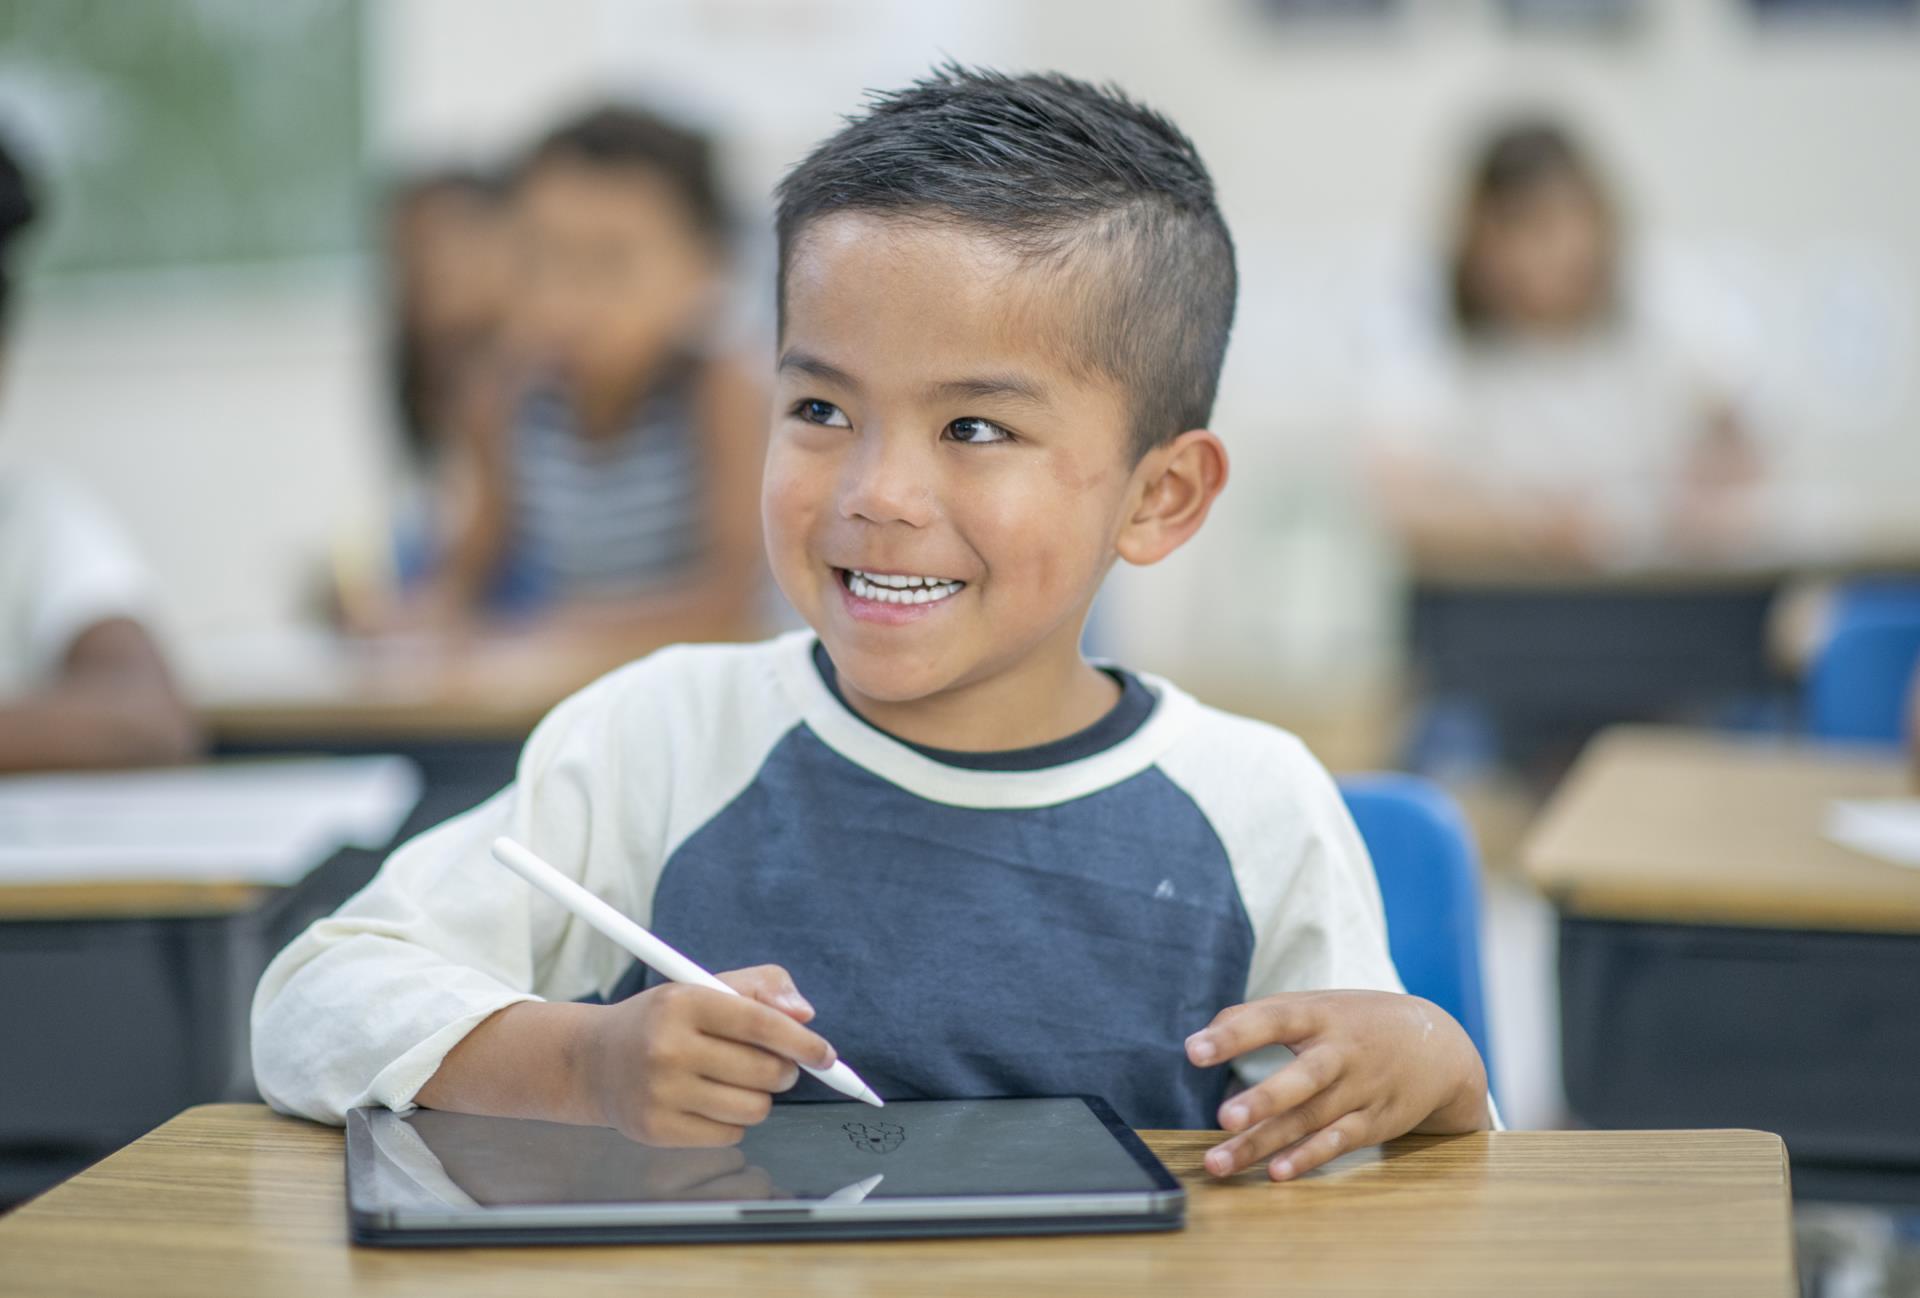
[
  {"xmin": 808, "ymin": 640, "xmax": 1157, "ymax": 773},
  {"xmin": 768, "ymin": 631, "xmax": 1196, "ymax": 810}
]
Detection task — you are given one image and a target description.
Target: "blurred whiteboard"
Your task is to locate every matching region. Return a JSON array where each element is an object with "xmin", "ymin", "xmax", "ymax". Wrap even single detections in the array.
[{"xmin": 0, "ymin": 756, "xmax": 421, "ymax": 884}]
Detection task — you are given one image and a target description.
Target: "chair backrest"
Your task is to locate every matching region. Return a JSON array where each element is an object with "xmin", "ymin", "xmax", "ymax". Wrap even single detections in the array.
[
  {"xmin": 1808, "ymin": 580, "xmax": 1920, "ymax": 745},
  {"xmin": 1338, "ymin": 773, "xmax": 1495, "ymax": 1080}
]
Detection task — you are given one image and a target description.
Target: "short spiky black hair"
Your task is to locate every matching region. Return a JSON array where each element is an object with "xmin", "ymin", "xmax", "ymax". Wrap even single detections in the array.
[{"xmin": 774, "ymin": 64, "xmax": 1237, "ymax": 460}]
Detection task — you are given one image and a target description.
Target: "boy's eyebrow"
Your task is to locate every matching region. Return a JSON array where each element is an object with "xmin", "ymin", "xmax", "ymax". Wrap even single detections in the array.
[
  {"xmin": 926, "ymin": 372, "xmax": 1052, "ymax": 408},
  {"xmin": 779, "ymin": 351, "xmax": 1054, "ymax": 409},
  {"xmin": 777, "ymin": 349, "xmax": 861, "ymax": 392}
]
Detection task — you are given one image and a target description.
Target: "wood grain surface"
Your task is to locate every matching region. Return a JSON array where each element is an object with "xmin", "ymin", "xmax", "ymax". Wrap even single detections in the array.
[
  {"xmin": 0, "ymin": 1105, "xmax": 1795, "ymax": 1297},
  {"xmin": 1525, "ymin": 726, "xmax": 1920, "ymax": 931}
]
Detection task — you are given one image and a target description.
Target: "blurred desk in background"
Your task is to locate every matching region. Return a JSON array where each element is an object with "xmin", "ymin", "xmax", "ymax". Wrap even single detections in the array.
[
  {"xmin": 0, "ymin": 873, "xmax": 294, "ymax": 1205},
  {"xmin": 1185, "ymin": 680, "xmax": 1404, "ymax": 777},
  {"xmin": 1408, "ymin": 567, "xmax": 1784, "ymax": 780},
  {"xmin": 1524, "ymin": 726, "xmax": 1920, "ymax": 1201},
  {"xmin": 0, "ymin": 752, "xmax": 498, "ymax": 1208},
  {"xmin": 0, "ymin": 622, "xmax": 764, "ymax": 1205},
  {"xmin": 189, "ymin": 625, "xmax": 694, "ymax": 743},
  {"xmin": 190, "ymin": 623, "xmax": 762, "ymax": 911},
  {"xmin": 0, "ymin": 1105, "xmax": 1797, "ymax": 1297},
  {"xmin": 1409, "ymin": 549, "xmax": 1920, "ymax": 780},
  {"xmin": 0, "ymin": 857, "xmax": 340, "ymax": 1206}
]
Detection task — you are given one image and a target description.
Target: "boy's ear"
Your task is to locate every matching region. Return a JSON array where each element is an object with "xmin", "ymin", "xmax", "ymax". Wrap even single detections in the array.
[{"xmin": 1114, "ymin": 429, "xmax": 1229, "ymax": 568}]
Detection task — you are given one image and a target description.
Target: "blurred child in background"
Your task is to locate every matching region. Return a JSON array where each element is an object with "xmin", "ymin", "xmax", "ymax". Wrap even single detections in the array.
[
  {"xmin": 1368, "ymin": 119, "xmax": 1764, "ymax": 573},
  {"xmin": 382, "ymin": 104, "xmax": 766, "ymax": 646},
  {"xmin": 0, "ymin": 135, "xmax": 199, "ymax": 771},
  {"xmin": 389, "ymin": 168, "xmax": 514, "ymax": 474},
  {"xmin": 331, "ymin": 168, "xmax": 515, "ymax": 632}
]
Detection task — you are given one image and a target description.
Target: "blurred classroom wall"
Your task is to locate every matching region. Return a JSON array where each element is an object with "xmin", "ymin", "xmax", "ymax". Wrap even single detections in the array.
[{"xmin": 0, "ymin": 0, "xmax": 1914, "ymax": 700}]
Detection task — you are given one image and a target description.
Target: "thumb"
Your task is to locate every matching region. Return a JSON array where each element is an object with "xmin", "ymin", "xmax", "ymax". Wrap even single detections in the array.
[{"xmin": 716, "ymin": 964, "xmax": 815, "ymax": 1022}]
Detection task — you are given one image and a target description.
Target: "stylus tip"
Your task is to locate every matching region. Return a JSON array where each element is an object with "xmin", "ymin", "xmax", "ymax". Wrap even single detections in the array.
[{"xmin": 858, "ymin": 1082, "xmax": 885, "ymax": 1107}]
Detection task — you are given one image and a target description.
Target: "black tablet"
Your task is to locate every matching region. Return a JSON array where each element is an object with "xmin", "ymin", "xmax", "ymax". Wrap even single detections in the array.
[{"xmin": 346, "ymin": 1095, "xmax": 1184, "ymax": 1246}]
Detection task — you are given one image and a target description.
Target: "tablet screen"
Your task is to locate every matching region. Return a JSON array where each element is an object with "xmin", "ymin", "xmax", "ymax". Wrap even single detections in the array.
[{"xmin": 390, "ymin": 1097, "xmax": 1165, "ymax": 1207}]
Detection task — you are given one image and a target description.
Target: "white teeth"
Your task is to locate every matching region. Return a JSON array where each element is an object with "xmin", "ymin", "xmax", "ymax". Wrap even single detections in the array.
[
  {"xmin": 845, "ymin": 570, "xmax": 964, "ymax": 606},
  {"xmin": 850, "ymin": 570, "xmax": 946, "ymax": 590}
]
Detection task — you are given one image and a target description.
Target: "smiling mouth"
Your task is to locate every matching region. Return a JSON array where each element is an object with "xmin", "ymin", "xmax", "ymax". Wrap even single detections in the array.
[{"xmin": 836, "ymin": 568, "xmax": 967, "ymax": 607}]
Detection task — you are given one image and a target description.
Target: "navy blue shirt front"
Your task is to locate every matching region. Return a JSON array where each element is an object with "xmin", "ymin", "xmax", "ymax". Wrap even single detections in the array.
[{"xmin": 610, "ymin": 648, "xmax": 1254, "ymax": 1128}]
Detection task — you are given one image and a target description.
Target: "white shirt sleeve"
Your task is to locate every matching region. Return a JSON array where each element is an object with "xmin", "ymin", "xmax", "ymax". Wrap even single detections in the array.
[
  {"xmin": 249, "ymin": 641, "xmax": 803, "ymax": 1126},
  {"xmin": 0, "ymin": 473, "xmax": 153, "ymax": 692},
  {"xmin": 1158, "ymin": 718, "xmax": 1405, "ymax": 1088},
  {"xmin": 1161, "ymin": 714, "xmax": 1500, "ymax": 1126},
  {"xmin": 250, "ymin": 669, "xmax": 654, "ymax": 1124}
]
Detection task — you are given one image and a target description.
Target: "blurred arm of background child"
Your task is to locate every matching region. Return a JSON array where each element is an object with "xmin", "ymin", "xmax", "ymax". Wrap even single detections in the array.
[
  {"xmin": 0, "ymin": 138, "xmax": 201, "ymax": 773},
  {"xmin": 0, "ymin": 614, "xmax": 200, "ymax": 773}
]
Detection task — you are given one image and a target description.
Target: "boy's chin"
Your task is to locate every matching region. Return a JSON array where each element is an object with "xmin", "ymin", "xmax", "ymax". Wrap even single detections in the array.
[
  {"xmin": 813, "ymin": 631, "xmax": 966, "ymax": 706},
  {"xmin": 828, "ymin": 655, "xmax": 951, "ymax": 707}
]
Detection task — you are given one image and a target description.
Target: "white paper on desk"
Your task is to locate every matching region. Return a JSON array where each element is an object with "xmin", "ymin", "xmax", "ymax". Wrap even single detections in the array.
[
  {"xmin": 1825, "ymin": 799, "xmax": 1920, "ymax": 870},
  {"xmin": 0, "ymin": 756, "xmax": 423, "ymax": 884}
]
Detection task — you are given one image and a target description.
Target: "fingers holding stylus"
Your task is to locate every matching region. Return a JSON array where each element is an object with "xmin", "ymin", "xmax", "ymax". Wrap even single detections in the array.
[
  {"xmin": 701, "ymin": 974, "xmax": 839, "ymax": 1071},
  {"xmin": 489, "ymin": 839, "xmax": 881, "ymax": 1110},
  {"xmin": 717, "ymin": 964, "xmax": 820, "ymax": 1023},
  {"xmin": 584, "ymin": 970, "xmax": 840, "ymax": 1148},
  {"xmin": 693, "ymin": 1033, "xmax": 805, "ymax": 1096}
]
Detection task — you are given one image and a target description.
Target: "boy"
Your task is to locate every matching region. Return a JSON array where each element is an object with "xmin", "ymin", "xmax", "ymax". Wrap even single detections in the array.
[
  {"xmin": 0, "ymin": 135, "xmax": 200, "ymax": 773},
  {"xmin": 254, "ymin": 66, "xmax": 1490, "ymax": 1183}
]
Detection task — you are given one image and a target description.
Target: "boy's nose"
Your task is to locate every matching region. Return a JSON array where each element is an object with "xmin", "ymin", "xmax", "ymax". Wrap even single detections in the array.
[{"xmin": 839, "ymin": 435, "xmax": 936, "ymax": 528}]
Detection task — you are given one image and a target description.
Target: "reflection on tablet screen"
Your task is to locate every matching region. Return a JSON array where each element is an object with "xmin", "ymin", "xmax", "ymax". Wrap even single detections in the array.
[{"xmin": 400, "ymin": 1098, "xmax": 1160, "ymax": 1206}]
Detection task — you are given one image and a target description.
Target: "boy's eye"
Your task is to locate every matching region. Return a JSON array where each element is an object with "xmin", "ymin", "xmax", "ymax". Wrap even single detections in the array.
[
  {"xmin": 794, "ymin": 398, "xmax": 850, "ymax": 428},
  {"xmin": 946, "ymin": 416, "xmax": 1013, "ymax": 445}
]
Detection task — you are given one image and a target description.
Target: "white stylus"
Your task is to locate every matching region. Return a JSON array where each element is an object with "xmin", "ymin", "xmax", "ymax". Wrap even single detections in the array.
[
  {"xmin": 821, "ymin": 1173, "xmax": 885, "ymax": 1205},
  {"xmin": 489, "ymin": 836, "xmax": 884, "ymax": 1108}
]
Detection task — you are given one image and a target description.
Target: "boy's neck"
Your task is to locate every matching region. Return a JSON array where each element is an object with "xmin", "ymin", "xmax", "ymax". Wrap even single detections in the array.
[{"xmin": 833, "ymin": 641, "xmax": 1122, "ymax": 754}]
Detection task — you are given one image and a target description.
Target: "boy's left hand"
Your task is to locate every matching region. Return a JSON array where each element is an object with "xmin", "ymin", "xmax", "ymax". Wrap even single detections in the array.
[{"xmin": 1185, "ymin": 990, "xmax": 1491, "ymax": 1182}]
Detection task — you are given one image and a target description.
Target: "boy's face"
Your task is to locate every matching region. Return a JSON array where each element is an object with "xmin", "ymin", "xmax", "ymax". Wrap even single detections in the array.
[
  {"xmin": 512, "ymin": 161, "xmax": 716, "ymax": 399},
  {"xmin": 763, "ymin": 214, "xmax": 1144, "ymax": 706}
]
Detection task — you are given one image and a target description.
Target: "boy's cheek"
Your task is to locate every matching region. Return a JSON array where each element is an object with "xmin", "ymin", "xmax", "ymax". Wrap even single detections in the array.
[
  {"xmin": 760, "ymin": 465, "xmax": 827, "ymax": 588},
  {"xmin": 758, "ymin": 450, "xmax": 810, "ymax": 535}
]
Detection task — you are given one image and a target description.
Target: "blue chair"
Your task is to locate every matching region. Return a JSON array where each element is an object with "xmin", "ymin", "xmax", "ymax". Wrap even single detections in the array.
[
  {"xmin": 1339, "ymin": 774, "xmax": 1495, "ymax": 1085},
  {"xmin": 1807, "ymin": 579, "xmax": 1920, "ymax": 745}
]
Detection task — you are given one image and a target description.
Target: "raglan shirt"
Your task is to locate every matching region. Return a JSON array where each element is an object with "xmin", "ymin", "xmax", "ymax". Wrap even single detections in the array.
[{"xmin": 252, "ymin": 632, "xmax": 1406, "ymax": 1131}]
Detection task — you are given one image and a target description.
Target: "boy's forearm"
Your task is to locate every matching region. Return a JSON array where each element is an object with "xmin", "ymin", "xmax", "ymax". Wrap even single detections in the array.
[{"xmin": 414, "ymin": 1000, "xmax": 608, "ymax": 1126}]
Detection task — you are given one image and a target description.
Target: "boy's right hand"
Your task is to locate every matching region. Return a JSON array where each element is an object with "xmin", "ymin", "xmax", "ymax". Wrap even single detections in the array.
[{"xmin": 581, "ymin": 964, "xmax": 836, "ymax": 1148}]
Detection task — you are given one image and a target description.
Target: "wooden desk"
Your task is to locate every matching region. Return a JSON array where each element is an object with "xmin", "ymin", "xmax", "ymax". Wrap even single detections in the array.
[
  {"xmin": 1522, "ymin": 726, "xmax": 1920, "ymax": 1185},
  {"xmin": 0, "ymin": 1105, "xmax": 1794, "ymax": 1297},
  {"xmin": 0, "ymin": 878, "xmax": 265, "ymax": 921},
  {"xmin": 1524, "ymin": 726, "xmax": 1920, "ymax": 933}
]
